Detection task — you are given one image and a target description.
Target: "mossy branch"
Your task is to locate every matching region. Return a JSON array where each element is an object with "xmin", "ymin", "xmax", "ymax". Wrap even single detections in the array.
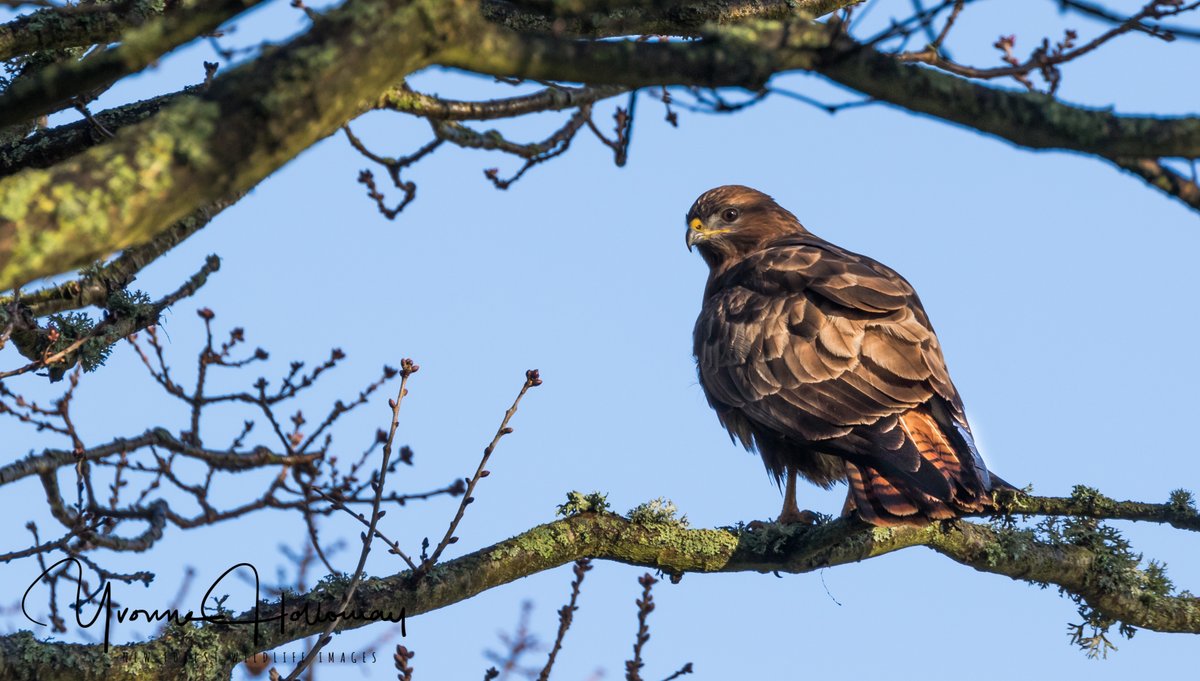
[
  {"xmin": 0, "ymin": 0, "xmax": 170, "ymax": 63},
  {"xmin": 0, "ymin": 0, "xmax": 267, "ymax": 129},
  {"xmin": 0, "ymin": 91, "xmax": 181, "ymax": 180},
  {"xmin": 1, "ymin": 194, "xmax": 241, "ymax": 317},
  {"xmin": 0, "ymin": 254, "xmax": 220, "ymax": 380},
  {"xmin": 2, "ymin": 490, "xmax": 1196, "ymax": 681},
  {"xmin": 0, "ymin": 0, "xmax": 484, "ymax": 292},
  {"xmin": 445, "ymin": 18, "xmax": 1200, "ymax": 161},
  {"xmin": 479, "ymin": 0, "xmax": 848, "ymax": 37},
  {"xmin": 3, "ymin": 1, "xmax": 1199, "ymax": 293}
]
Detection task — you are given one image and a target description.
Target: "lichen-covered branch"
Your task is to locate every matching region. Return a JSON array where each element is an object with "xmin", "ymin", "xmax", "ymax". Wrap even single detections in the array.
[
  {"xmin": 0, "ymin": 254, "xmax": 220, "ymax": 380},
  {"xmin": 376, "ymin": 82, "xmax": 630, "ymax": 121},
  {"xmin": 0, "ymin": 0, "xmax": 266, "ymax": 129},
  {"xmin": 0, "ymin": 91, "xmax": 181, "ymax": 179},
  {"xmin": 0, "ymin": 0, "xmax": 170, "ymax": 62},
  {"xmin": 2, "ymin": 489, "xmax": 1196, "ymax": 681},
  {"xmin": 444, "ymin": 19, "xmax": 1200, "ymax": 161},
  {"xmin": 0, "ymin": 0, "xmax": 484, "ymax": 292},
  {"xmin": 3, "ymin": 0, "xmax": 1199, "ymax": 301},
  {"xmin": 812, "ymin": 33, "xmax": 1200, "ymax": 160},
  {"xmin": 2, "ymin": 194, "xmax": 241, "ymax": 317},
  {"xmin": 0, "ymin": 0, "xmax": 869, "ymax": 292},
  {"xmin": 479, "ymin": 0, "xmax": 851, "ymax": 37}
]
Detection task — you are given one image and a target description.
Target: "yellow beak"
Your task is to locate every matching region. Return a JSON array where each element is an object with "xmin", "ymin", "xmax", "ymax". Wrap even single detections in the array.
[{"xmin": 686, "ymin": 218, "xmax": 728, "ymax": 251}]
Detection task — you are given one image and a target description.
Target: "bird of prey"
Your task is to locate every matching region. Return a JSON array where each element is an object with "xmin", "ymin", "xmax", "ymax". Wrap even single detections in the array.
[{"xmin": 687, "ymin": 185, "xmax": 1002, "ymax": 526}]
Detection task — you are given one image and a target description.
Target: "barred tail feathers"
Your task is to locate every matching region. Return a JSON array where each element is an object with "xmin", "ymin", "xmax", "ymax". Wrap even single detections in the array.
[{"xmin": 844, "ymin": 408, "xmax": 995, "ymax": 526}]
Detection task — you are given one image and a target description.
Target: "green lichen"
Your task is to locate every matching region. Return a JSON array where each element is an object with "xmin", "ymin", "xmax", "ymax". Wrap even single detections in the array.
[
  {"xmin": 313, "ymin": 571, "xmax": 353, "ymax": 594},
  {"xmin": 489, "ymin": 519, "xmax": 578, "ymax": 563},
  {"xmin": 733, "ymin": 519, "xmax": 824, "ymax": 557},
  {"xmin": 45, "ymin": 311, "xmax": 110, "ymax": 375},
  {"xmin": 627, "ymin": 497, "xmax": 688, "ymax": 527},
  {"xmin": 1167, "ymin": 489, "xmax": 1196, "ymax": 515},
  {"xmin": 104, "ymin": 288, "xmax": 152, "ymax": 316},
  {"xmin": 990, "ymin": 484, "xmax": 1032, "ymax": 515},
  {"xmin": 556, "ymin": 490, "xmax": 610, "ymax": 517},
  {"xmin": 983, "ymin": 517, "xmax": 1032, "ymax": 569},
  {"xmin": 1032, "ymin": 509, "xmax": 1184, "ymax": 657},
  {"xmin": 1, "ymin": 96, "xmax": 220, "ymax": 291},
  {"xmin": 1068, "ymin": 484, "xmax": 1115, "ymax": 513}
]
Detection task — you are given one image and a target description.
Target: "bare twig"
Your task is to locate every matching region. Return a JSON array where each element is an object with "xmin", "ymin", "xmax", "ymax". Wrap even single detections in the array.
[
  {"xmin": 282, "ymin": 358, "xmax": 419, "ymax": 681},
  {"xmin": 537, "ymin": 559, "xmax": 593, "ymax": 681},
  {"xmin": 0, "ymin": 256, "xmax": 220, "ymax": 380},
  {"xmin": 418, "ymin": 369, "xmax": 542, "ymax": 575},
  {"xmin": 625, "ymin": 574, "xmax": 657, "ymax": 681}
]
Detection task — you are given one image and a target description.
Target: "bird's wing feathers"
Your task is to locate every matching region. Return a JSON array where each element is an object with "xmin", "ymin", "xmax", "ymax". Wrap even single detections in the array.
[
  {"xmin": 696, "ymin": 239, "xmax": 951, "ymax": 433},
  {"xmin": 694, "ymin": 237, "xmax": 989, "ymax": 508}
]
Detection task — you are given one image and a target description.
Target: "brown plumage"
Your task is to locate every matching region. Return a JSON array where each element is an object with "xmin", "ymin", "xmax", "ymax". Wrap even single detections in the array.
[{"xmin": 686, "ymin": 185, "xmax": 1003, "ymax": 526}]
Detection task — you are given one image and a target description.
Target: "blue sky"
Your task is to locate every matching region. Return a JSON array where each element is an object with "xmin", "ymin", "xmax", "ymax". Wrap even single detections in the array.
[{"xmin": 2, "ymin": 1, "xmax": 1199, "ymax": 678}]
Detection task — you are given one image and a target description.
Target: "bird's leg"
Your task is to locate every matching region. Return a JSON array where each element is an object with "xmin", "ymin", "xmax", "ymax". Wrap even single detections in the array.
[{"xmin": 776, "ymin": 468, "xmax": 819, "ymax": 525}]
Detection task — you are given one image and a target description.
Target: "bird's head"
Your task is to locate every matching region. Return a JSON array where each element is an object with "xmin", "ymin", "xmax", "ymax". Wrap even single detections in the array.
[{"xmin": 685, "ymin": 185, "xmax": 807, "ymax": 267}]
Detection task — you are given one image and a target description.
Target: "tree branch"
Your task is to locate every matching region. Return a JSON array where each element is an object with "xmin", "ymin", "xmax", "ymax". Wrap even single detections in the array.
[
  {"xmin": 1054, "ymin": 0, "xmax": 1200, "ymax": 41},
  {"xmin": 2, "ymin": 194, "xmax": 242, "ymax": 317},
  {"xmin": 442, "ymin": 19, "xmax": 1200, "ymax": 161},
  {"xmin": 4, "ymin": 3, "xmax": 1199, "ymax": 293},
  {"xmin": 0, "ymin": 0, "xmax": 170, "ymax": 62},
  {"xmin": 0, "ymin": 0, "xmax": 266, "ymax": 129},
  {"xmin": 376, "ymin": 82, "xmax": 629, "ymax": 120},
  {"xmin": 813, "ymin": 32, "xmax": 1200, "ymax": 159},
  {"xmin": 1109, "ymin": 157, "xmax": 1200, "ymax": 213},
  {"xmin": 0, "ymin": 255, "xmax": 220, "ymax": 379},
  {"xmin": 0, "ymin": 427, "xmax": 319, "ymax": 488},
  {"xmin": 479, "ymin": 0, "xmax": 850, "ymax": 38},
  {"xmin": 0, "ymin": 0, "xmax": 482, "ymax": 292},
  {"xmin": 2, "ymin": 490, "xmax": 1196, "ymax": 681},
  {"xmin": 0, "ymin": 91, "xmax": 181, "ymax": 179}
]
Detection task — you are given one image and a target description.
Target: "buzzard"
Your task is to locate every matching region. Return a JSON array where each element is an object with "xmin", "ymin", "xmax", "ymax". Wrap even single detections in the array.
[{"xmin": 687, "ymin": 185, "xmax": 1003, "ymax": 526}]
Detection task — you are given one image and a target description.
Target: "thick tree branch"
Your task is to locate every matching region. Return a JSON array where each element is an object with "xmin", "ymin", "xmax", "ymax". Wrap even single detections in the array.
[
  {"xmin": 479, "ymin": 0, "xmax": 850, "ymax": 37},
  {"xmin": 0, "ymin": 0, "xmax": 484, "ymax": 292},
  {"xmin": 4, "ymin": 4, "xmax": 1199, "ymax": 292},
  {"xmin": 2, "ymin": 491, "xmax": 1196, "ymax": 681},
  {"xmin": 0, "ymin": 0, "xmax": 169, "ymax": 62},
  {"xmin": 439, "ymin": 18, "xmax": 825, "ymax": 89},
  {"xmin": 0, "ymin": 91, "xmax": 180, "ymax": 179},
  {"xmin": 0, "ymin": 0, "xmax": 266, "ymax": 129},
  {"xmin": 2, "ymin": 194, "xmax": 241, "ymax": 317},
  {"xmin": 442, "ymin": 19, "xmax": 1200, "ymax": 161},
  {"xmin": 0, "ymin": 0, "xmax": 864, "ymax": 292},
  {"xmin": 813, "ymin": 34, "xmax": 1200, "ymax": 160}
]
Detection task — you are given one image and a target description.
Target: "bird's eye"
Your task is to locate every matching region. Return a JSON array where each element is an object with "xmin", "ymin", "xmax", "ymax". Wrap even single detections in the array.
[{"xmin": 721, "ymin": 208, "xmax": 739, "ymax": 223}]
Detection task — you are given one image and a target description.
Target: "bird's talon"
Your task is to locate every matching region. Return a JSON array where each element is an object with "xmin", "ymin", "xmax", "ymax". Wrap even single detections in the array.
[{"xmin": 777, "ymin": 509, "xmax": 820, "ymax": 526}]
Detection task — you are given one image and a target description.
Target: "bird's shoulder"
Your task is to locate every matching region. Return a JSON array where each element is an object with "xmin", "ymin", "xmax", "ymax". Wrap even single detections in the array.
[
  {"xmin": 693, "ymin": 233, "xmax": 956, "ymax": 401},
  {"xmin": 705, "ymin": 234, "xmax": 917, "ymax": 316}
]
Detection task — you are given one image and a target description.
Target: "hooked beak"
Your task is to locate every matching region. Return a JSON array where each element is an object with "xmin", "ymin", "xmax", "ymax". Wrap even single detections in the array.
[{"xmin": 686, "ymin": 217, "xmax": 728, "ymax": 251}]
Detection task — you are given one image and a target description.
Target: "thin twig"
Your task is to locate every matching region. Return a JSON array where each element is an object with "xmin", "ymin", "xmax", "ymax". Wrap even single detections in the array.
[
  {"xmin": 282, "ymin": 359, "xmax": 418, "ymax": 681},
  {"xmin": 418, "ymin": 369, "xmax": 541, "ymax": 575},
  {"xmin": 537, "ymin": 558, "xmax": 592, "ymax": 681}
]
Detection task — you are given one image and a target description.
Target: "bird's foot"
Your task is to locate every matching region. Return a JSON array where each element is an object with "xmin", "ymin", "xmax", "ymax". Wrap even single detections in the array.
[
  {"xmin": 745, "ymin": 510, "xmax": 821, "ymax": 531},
  {"xmin": 776, "ymin": 508, "xmax": 821, "ymax": 526}
]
